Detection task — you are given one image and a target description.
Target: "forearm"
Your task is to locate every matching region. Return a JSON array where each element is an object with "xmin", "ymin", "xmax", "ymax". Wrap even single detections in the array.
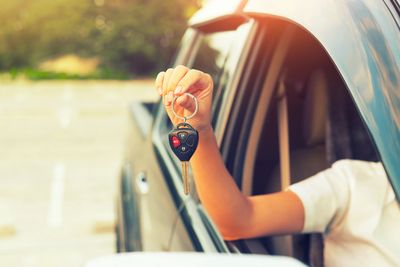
[
  {"xmin": 190, "ymin": 127, "xmax": 252, "ymax": 238},
  {"xmin": 190, "ymin": 127, "xmax": 305, "ymax": 240}
]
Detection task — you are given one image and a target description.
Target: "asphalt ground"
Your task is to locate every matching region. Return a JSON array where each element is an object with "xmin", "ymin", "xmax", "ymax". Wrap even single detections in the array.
[{"xmin": 0, "ymin": 80, "xmax": 157, "ymax": 267}]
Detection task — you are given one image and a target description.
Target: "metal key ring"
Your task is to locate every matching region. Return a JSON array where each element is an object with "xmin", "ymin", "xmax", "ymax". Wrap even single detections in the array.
[{"xmin": 171, "ymin": 92, "xmax": 199, "ymax": 122}]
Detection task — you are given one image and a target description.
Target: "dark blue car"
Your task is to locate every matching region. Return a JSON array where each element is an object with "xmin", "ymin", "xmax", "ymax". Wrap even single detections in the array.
[{"xmin": 115, "ymin": 0, "xmax": 400, "ymax": 266}]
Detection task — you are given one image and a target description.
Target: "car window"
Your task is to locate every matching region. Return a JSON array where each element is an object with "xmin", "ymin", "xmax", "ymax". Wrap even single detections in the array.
[
  {"xmin": 158, "ymin": 30, "xmax": 234, "ymax": 151},
  {"xmin": 172, "ymin": 28, "xmax": 197, "ymax": 68},
  {"xmin": 158, "ymin": 25, "xmax": 253, "ymax": 153},
  {"xmin": 189, "ymin": 30, "xmax": 235, "ymax": 128},
  {"xmin": 189, "ymin": 31, "xmax": 234, "ymax": 86},
  {"xmin": 210, "ymin": 22, "xmax": 254, "ymax": 131},
  {"xmin": 222, "ymin": 22, "xmax": 381, "ymax": 260},
  {"xmin": 249, "ymin": 29, "xmax": 380, "ymax": 196}
]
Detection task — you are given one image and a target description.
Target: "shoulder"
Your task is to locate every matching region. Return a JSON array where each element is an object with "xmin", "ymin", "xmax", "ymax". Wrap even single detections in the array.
[
  {"xmin": 330, "ymin": 159, "xmax": 386, "ymax": 186},
  {"xmin": 289, "ymin": 160, "xmax": 387, "ymax": 233},
  {"xmin": 331, "ymin": 159, "xmax": 383, "ymax": 171}
]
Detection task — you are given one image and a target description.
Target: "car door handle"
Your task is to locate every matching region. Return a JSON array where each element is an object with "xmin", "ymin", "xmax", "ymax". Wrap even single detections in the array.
[{"xmin": 136, "ymin": 172, "xmax": 149, "ymax": 194}]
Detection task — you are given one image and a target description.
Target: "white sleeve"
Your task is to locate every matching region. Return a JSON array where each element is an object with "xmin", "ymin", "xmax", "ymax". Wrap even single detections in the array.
[{"xmin": 289, "ymin": 161, "xmax": 350, "ymax": 233}]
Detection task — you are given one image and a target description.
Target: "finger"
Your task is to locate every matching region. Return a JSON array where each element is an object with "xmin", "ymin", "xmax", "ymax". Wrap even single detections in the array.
[
  {"xmin": 162, "ymin": 68, "xmax": 174, "ymax": 94},
  {"xmin": 162, "ymin": 68, "xmax": 174, "ymax": 105},
  {"xmin": 164, "ymin": 96, "xmax": 174, "ymax": 118},
  {"xmin": 176, "ymin": 94, "xmax": 196, "ymax": 113},
  {"xmin": 175, "ymin": 70, "xmax": 211, "ymax": 96},
  {"xmin": 164, "ymin": 94, "xmax": 178, "ymax": 125},
  {"xmin": 164, "ymin": 90, "xmax": 174, "ymax": 107},
  {"xmin": 167, "ymin": 65, "xmax": 189, "ymax": 93},
  {"xmin": 155, "ymin": 71, "xmax": 165, "ymax": 95}
]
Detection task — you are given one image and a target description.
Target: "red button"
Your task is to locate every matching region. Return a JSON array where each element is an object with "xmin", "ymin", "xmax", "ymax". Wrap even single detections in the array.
[{"xmin": 172, "ymin": 136, "xmax": 181, "ymax": 148}]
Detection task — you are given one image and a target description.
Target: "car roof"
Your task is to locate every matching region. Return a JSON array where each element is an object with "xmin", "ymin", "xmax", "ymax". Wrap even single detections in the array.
[
  {"xmin": 189, "ymin": 0, "xmax": 244, "ymax": 27},
  {"xmin": 191, "ymin": 0, "xmax": 400, "ymax": 198}
]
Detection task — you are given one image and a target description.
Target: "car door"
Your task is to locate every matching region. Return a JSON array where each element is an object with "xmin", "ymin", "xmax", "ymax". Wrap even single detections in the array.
[
  {"xmin": 143, "ymin": 20, "xmax": 258, "ymax": 252},
  {"xmin": 126, "ymin": 29, "xmax": 199, "ymax": 252}
]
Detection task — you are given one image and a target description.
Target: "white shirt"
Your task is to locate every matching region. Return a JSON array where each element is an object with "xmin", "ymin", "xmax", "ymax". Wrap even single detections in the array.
[{"xmin": 289, "ymin": 160, "xmax": 400, "ymax": 267}]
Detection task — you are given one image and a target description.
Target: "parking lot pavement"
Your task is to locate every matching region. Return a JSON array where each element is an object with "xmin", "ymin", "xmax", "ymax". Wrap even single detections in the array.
[{"xmin": 0, "ymin": 80, "xmax": 158, "ymax": 267}]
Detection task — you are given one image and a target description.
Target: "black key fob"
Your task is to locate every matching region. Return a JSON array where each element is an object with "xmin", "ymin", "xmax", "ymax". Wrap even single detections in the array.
[{"xmin": 168, "ymin": 123, "xmax": 199, "ymax": 162}]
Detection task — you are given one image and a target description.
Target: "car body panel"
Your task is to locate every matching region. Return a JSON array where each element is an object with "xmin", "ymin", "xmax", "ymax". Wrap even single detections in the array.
[
  {"xmin": 244, "ymin": 0, "xmax": 400, "ymax": 198},
  {"xmin": 117, "ymin": 162, "xmax": 142, "ymax": 251},
  {"xmin": 84, "ymin": 252, "xmax": 306, "ymax": 267},
  {"xmin": 151, "ymin": 110, "xmax": 228, "ymax": 252},
  {"xmin": 120, "ymin": 101, "xmax": 194, "ymax": 251},
  {"xmin": 120, "ymin": 27, "xmax": 228, "ymax": 252}
]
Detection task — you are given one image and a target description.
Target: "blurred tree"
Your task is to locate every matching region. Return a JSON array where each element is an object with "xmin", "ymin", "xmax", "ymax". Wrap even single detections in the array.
[{"xmin": 0, "ymin": 0, "xmax": 200, "ymax": 77}]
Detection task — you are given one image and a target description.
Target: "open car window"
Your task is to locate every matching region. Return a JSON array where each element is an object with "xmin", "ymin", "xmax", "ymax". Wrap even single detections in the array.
[{"xmin": 222, "ymin": 20, "xmax": 382, "ymax": 264}]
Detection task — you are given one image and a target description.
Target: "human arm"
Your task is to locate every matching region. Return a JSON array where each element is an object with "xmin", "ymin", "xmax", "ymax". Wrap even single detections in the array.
[
  {"xmin": 190, "ymin": 126, "xmax": 304, "ymax": 239},
  {"xmin": 155, "ymin": 66, "xmax": 305, "ymax": 240}
]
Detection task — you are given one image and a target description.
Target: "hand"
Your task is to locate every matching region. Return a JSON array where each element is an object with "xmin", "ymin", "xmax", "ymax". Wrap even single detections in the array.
[{"xmin": 155, "ymin": 65, "xmax": 214, "ymax": 132}]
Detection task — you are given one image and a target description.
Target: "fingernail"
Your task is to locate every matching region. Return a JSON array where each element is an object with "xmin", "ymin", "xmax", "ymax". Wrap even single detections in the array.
[
  {"xmin": 175, "ymin": 86, "xmax": 182, "ymax": 95},
  {"xmin": 168, "ymin": 91, "xmax": 173, "ymax": 103}
]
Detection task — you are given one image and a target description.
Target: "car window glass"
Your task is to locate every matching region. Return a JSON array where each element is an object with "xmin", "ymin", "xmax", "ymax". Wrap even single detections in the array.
[
  {"xmin": 171, "ymin": 28, "xmax": 197, "ymax": 67},
  {"xmin": 210, "ymin": 22, "xmax": 254, "ymax": 129},
  {"xmin": 190, "ymin": 31, "xmax": 235, "ymax": 86},
  {"xmin": 156, "ymin": 24, "xmax": 255, "ymax": 206},
  {"xmin": 159, "ymin": 29, "xmax": 237, "ymax": 147},
  {"xmin": 189, "ymin": 31, "xmax": 236, "ymax": 128}
]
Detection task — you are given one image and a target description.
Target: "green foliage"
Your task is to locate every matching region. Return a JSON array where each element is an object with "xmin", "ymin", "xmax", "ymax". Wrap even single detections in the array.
[
  {"xmin": 0, "ymin": 0, "xmax": 199, "ymax": 78},
  {"xmin": 8, "ymin": 68, "xmax": 130, "ymax": 80}
]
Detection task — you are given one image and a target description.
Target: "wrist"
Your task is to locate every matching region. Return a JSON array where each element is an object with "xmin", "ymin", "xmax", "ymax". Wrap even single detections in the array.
[
  {"xmin": 197, "ymin": 124, "xmax": 217, "ymax": 146},
  {"xmin": 192, "ymin": 124, "xmax": 217, "ymax": 162},
  {"xmin": 197, "ymin": 124, "xmax": 213, "ymax": 135}
]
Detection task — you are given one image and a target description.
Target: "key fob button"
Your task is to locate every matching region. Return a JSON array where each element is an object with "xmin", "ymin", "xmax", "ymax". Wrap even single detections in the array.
[
  {"xmin": 186, "ymin": 135, "xmax": 194, "ymax": 146},
  {"xmin": 168, "ymin": 123, "xmax": 198, "ymax": 162},
  {"xmin": 178, "ymin": 132, "xmax": 188, "ymax": 142},
  {"xmin": 171, "ymin": 136, "xmax": 180, "ymax": 148}
]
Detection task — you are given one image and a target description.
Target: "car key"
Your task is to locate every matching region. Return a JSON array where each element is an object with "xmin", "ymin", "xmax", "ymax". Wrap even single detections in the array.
[
  {"xmin": 169, "ymin": 123, "xmax": 199, "ymax": 194},
  {"xmin": 168, "ymin": 93, "xmax": 199, "ymax": 195}
]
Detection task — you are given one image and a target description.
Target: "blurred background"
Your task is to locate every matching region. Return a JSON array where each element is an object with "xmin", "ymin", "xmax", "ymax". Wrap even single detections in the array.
[{"xmin": 0, "ymin": 0, "xmax": 200, "ymax": 266}]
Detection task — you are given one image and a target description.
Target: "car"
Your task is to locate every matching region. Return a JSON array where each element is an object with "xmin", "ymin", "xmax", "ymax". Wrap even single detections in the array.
[{"xmin": 115, "ymin": 0, "xmax": 400, "ymax": 266}]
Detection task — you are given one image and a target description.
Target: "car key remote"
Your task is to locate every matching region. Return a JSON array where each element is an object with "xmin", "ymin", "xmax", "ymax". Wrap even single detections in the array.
[
  {"xmin": 169, "ymin": 123, "xmax": 199, "ymax": 194},
  {"xmin": 168, "ymin": 93, "xmax": 199, "ymax": 195}
]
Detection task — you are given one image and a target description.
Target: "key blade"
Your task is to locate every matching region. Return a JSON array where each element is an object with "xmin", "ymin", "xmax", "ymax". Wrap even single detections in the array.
[{"xmin": 182, "ymin": 161, "xmax": 190, "ymax": 195}]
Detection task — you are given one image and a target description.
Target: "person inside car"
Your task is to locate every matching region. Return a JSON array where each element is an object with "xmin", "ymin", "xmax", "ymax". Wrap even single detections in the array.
[{"xmin": 155, "ymin": 65, "xmax": 400, "ymax": 267}]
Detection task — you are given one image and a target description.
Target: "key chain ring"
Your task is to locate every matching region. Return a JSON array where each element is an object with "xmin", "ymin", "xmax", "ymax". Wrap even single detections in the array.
[{"xmin": 171, "ymin": 92, "xmax": 199, "ymax": 122}]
